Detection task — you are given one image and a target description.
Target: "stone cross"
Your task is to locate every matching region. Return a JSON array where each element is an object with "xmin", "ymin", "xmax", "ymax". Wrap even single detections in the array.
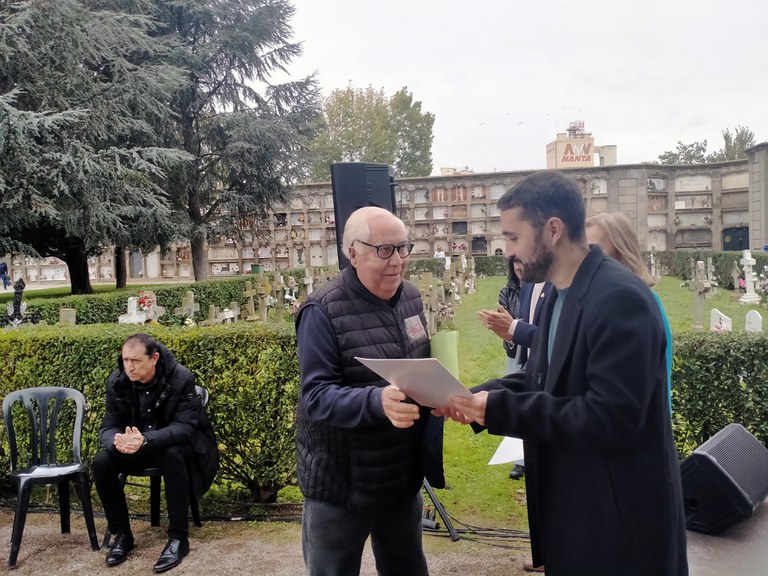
[
  {"xmin": 257, "ymin": 278, "xmax": 272, "ymax": 322},
  {"xmin": 273, "ymin": 273, "xmax": 286, "ymax": 322},
  {"xmin": 303, "ymin": 267, "xmax": 314, "ymax": 297},
  {"xmin": 649, "ymin": 252, "xmax": 657, "ymax": 279},
  {"xmin": 241, "ymin": 280, "xmax": 259, "ymax": 321},
  {"xmin": 200, "ymin": 304, "xmax": 223, "ymax": 326},
  {"xmin": 467, "ymin": 258, "xmax": 477, "ymax": 295},
  {"xmin": 709, "ymin": 308, "xmax": 732, "ymax": 332},
  {"xmin": 119, "ymin": 297, "xmax": 148, "ymax": 324},
  {"xmin": 706, "ymin": 257, "xmax": 718, "ymax": 296},
  {"xmin": 141, "ymin": 290, "xmax": 166, "ymax": 322},
  {"xmin": 739, "ymin": 250, "xmax": 761, "ymax": 305},
  {"xmin": 691, "ymin": 261, "xmax": 711, "ymax": 330},
  {"xmin": 746, "ymin": 310, "xmax": 763, "ymax": 333},
  {"xmin": 174, "ymin": 291, "xmax": 200, "ymax": 321}
]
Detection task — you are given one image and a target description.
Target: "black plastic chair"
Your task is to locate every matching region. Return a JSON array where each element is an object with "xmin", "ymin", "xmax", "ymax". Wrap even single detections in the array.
[
  {"xmin": 102, "ymin": 384, "xmax": 209, "ymax": 548},
  {"xmin": 2, "ymin": 386, "xmax": 100, "ymax": 568}
]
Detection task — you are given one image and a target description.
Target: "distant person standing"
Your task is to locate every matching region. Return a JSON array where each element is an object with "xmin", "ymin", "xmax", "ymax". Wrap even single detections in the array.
[
  {"xmin": 0, "ymin": 260, "xmax": 9, "ymax": 290},
  {"xmin": 433, "ymin": 245, "xmax": 446, "ymax": 278}
]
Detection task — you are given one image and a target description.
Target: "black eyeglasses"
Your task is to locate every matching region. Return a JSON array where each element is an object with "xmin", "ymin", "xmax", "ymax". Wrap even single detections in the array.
[{"xmin": 355, "ymin": 240, "xmax": 415, "ymax": 259}]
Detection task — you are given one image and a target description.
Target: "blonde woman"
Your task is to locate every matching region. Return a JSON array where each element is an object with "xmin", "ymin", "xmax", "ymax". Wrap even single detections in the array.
[{"xmin": 585, "ymin": 212, "xmax": 673, "ymax": 411}]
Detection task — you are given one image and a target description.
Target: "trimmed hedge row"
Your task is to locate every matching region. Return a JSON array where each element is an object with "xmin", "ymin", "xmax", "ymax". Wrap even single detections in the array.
[
  {"xmin": 0, "ymin": 323, "xmax": 299, "ymax": 502},
  {"xmin": 672, "ymin": 331, "xmax": 768, "ymax": 456},
  {"xmin": 2, "ymin": 305, "xmax": 768, "ymax": 502}
]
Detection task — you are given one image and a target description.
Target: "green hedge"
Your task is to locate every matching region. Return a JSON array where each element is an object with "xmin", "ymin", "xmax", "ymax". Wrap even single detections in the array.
[
  {"xmin": 0, "ymin": 323, "xmax": 299, "ymax": 502},
  {"xmin": 672, "ymin": 331, "xmax": 768, "ymax": 456},
  {"xmin": 4, "ymin": 295, "xmax": 768, "ymax": 503}
]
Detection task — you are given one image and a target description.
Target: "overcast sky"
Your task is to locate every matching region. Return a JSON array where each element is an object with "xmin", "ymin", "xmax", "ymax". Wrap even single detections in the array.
[{"xmin": 283, "ymin": 0, "xmax": 767, "ymax": 175}]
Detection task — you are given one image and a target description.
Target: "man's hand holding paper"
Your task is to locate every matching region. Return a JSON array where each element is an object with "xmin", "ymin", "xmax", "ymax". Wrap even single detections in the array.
[{"xmin": 381, "ymin": 384, "xmax": 420, "ymax": 428}]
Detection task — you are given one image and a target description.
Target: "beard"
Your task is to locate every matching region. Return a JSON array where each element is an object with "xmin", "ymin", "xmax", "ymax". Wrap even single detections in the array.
[{"xmin": 519, "ymin": 235, "xmax": 553, "ymax": 283}]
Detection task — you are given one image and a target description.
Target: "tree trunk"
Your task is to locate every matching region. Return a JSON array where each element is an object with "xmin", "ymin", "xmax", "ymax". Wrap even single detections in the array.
[
  {"xmin": 191, "ymin": 232, "xmax": 208, "ymax": 281},
  {"xmin": 64, "ymin": 242, "xmax": 93, "ymax": 295},
  {"xmin": 114, "ymin": 245, "xmax": 127, "ymax": 289}
]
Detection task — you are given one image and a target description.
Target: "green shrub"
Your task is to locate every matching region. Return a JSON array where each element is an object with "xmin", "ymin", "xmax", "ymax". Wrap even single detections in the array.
[
  {"xmin": 0, "ymin": 322, "xmax": 299, "ymax": 502},
  {"xmin": 672, "ymin": 331, "xmax": 768, "ymax": 456}
]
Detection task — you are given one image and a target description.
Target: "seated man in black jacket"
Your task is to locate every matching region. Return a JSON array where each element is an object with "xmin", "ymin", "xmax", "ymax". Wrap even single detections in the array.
[{"xmin": 93, "ymin": 333, "xmax": 219, "ymax": 573}]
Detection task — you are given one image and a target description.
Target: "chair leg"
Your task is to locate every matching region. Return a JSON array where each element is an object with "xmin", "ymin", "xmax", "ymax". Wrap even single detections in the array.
[
  {"xmin": 8, "ymin": 481, "xmax": 32, "ymax": 569},
  {"xmin": 58, "ymin": 480, "xmax": 71, "ymax": 534},
  {"xmin": 77, "ymin": 472, "xmax": 100, "ymax": 551},
  {"xmin": 150, "ymin": 475, "xmax": 162, "ymax": 527}
]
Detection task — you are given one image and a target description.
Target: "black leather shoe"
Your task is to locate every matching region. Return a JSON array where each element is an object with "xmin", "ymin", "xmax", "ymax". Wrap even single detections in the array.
[
  {"xmin": 509, "ymin": 464, "xmax": 525, "ymax": 480},
  {"xmin": 153, "ymin": 538, "xmax": 190, "ymax": 573},
  {"xmin": 106, "ymin": 531, "xmax": 134, "ymax": 567}
]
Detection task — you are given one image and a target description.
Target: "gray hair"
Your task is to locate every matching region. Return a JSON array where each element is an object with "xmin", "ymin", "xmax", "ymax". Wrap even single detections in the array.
[{"xmin": 341, "ymin": 206, "xmax": 401, "ymax": 257}]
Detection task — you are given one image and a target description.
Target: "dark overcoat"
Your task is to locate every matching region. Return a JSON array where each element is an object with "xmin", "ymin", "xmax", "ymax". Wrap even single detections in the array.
[
  {"xmin": 481, "ymin": 247, "xmax": 688, "ymax": 576},
  {"xmin": 99, "ymin": 344, "xmax": 219, "ymax": 498}
]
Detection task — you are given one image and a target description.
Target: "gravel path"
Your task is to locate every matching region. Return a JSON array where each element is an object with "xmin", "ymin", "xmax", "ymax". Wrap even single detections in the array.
[{"xmin": 0, "ymin": 508, "xmax": 531, "ymax": 575}]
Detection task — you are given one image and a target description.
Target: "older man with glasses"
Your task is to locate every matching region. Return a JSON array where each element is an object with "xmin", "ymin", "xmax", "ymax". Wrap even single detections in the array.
[{"xmin": 294, "ymin": 206, "xmax": 444, "ymax": 576}]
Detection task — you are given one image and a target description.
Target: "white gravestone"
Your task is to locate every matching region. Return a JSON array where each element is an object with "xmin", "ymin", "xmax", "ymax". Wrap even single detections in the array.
[
  {"xmin": 745, "ymin": 310, "xmax": 763, "ymax": 333},
  {"xmin": 710, "ymin": 308, "xmax": 732, "ymax": 332},
  {"xmin": 119, "ymin": 297, "xmax": 148, "ymax": 324}
]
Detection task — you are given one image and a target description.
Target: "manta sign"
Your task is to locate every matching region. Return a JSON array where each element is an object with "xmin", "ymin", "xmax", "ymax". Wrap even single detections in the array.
[{"xmin": 561, "ymin": 142, "xmax": 592, "ymax": 163}]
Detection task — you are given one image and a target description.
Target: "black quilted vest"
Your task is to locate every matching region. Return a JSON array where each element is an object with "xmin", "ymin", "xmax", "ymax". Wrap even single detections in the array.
[{"xmin": 295, "ymin": 267, "xmax": 432, "ymax": 511}]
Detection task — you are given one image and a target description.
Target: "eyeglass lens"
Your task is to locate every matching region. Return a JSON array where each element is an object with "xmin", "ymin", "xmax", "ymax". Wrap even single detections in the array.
[{"xmin": 377, "ymin": 242, "xmax": 414, "ymax": 259}]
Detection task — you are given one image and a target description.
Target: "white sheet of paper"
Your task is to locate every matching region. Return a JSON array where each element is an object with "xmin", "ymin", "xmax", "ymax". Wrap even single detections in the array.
[
  {"xmin": 488, "ymin": 436, "xmax": 525, "ymax": 465},
  {"xmin": 355, "ymin": 357, "xmax": 472, "ymax": 409}
]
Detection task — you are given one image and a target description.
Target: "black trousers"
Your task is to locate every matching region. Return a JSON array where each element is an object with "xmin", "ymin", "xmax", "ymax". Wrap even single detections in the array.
[{"xmin": 93, "ymin": 443, "xmax": 192, "ymax": 540}]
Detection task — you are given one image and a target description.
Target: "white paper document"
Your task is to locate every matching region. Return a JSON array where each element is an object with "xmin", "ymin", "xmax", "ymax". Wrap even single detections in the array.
[
  {"xmin": 355, "ymin": 357, "xmax": 472, "ymax": 409},
  {"xmin": 488, "ymin": 436, "xmax": 525, "ymax": 465}
]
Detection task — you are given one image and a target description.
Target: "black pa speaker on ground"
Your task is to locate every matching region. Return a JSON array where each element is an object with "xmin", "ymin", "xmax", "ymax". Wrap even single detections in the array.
[
  {"xmin": 681, "ymin": 423, "xmax": 768, "ymax": 534},
  {"xmin": 330, "ymin": 162, "xmax": 396, "ymax": 269}
]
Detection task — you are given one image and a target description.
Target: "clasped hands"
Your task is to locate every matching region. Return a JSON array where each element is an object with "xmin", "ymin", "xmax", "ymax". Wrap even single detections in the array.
[
  {"xmin": 113, "ymin": 426, "xmax": 145, "ymax": 454},
  {"xmin": 382, "ymin": 384, "xmax": 488, "ymax": 428}
]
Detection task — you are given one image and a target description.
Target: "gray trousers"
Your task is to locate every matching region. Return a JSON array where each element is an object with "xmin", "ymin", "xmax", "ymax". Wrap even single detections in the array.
[{"xmin": 301, "ymin": 492, "xmax": 429, "ymax": 576}]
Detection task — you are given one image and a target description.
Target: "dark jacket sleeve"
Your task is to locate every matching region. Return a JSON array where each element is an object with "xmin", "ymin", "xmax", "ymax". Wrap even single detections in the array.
[
  {"xmin": 142, "ymin": 366, "xmax": 198, "ymax": 450},
  {"xmin": 99, "ymin": 370, "xmax": 130, "ymax": 451}
]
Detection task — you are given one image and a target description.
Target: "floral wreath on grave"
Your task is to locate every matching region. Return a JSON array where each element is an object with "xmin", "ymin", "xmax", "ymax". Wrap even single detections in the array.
[
  {"xmin": 138, "ymin": 291, "xmax": 155, "ymax": 312},
  {"xmin": 435, "ymin": 301, "xmax": 456, "ymax": 332}
]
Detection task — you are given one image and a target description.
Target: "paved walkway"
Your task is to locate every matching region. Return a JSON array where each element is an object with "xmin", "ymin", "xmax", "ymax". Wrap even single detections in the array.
[{"xmin": 687, "ymin": 496, "xmax": 768, "ymax": 576}]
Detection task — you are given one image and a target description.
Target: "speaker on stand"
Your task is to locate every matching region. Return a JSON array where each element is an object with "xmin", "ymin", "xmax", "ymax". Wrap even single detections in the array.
[
  {"xmin": 681, "ymin": 423, "xmax": 768, "ymax": 534},
  {"xmin": 329, "ymin": 162, "xmax": 396, "ymax": 269}
]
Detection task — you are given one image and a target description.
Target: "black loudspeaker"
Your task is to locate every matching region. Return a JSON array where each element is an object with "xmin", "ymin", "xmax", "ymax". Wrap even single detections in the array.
[
  {"xmin": 681, "ymin": 423, "xmax": 768, "ymax": 534},
  {"xmin": 329, "ymin": 162, "xmax": 396, "ymax": 269}
]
